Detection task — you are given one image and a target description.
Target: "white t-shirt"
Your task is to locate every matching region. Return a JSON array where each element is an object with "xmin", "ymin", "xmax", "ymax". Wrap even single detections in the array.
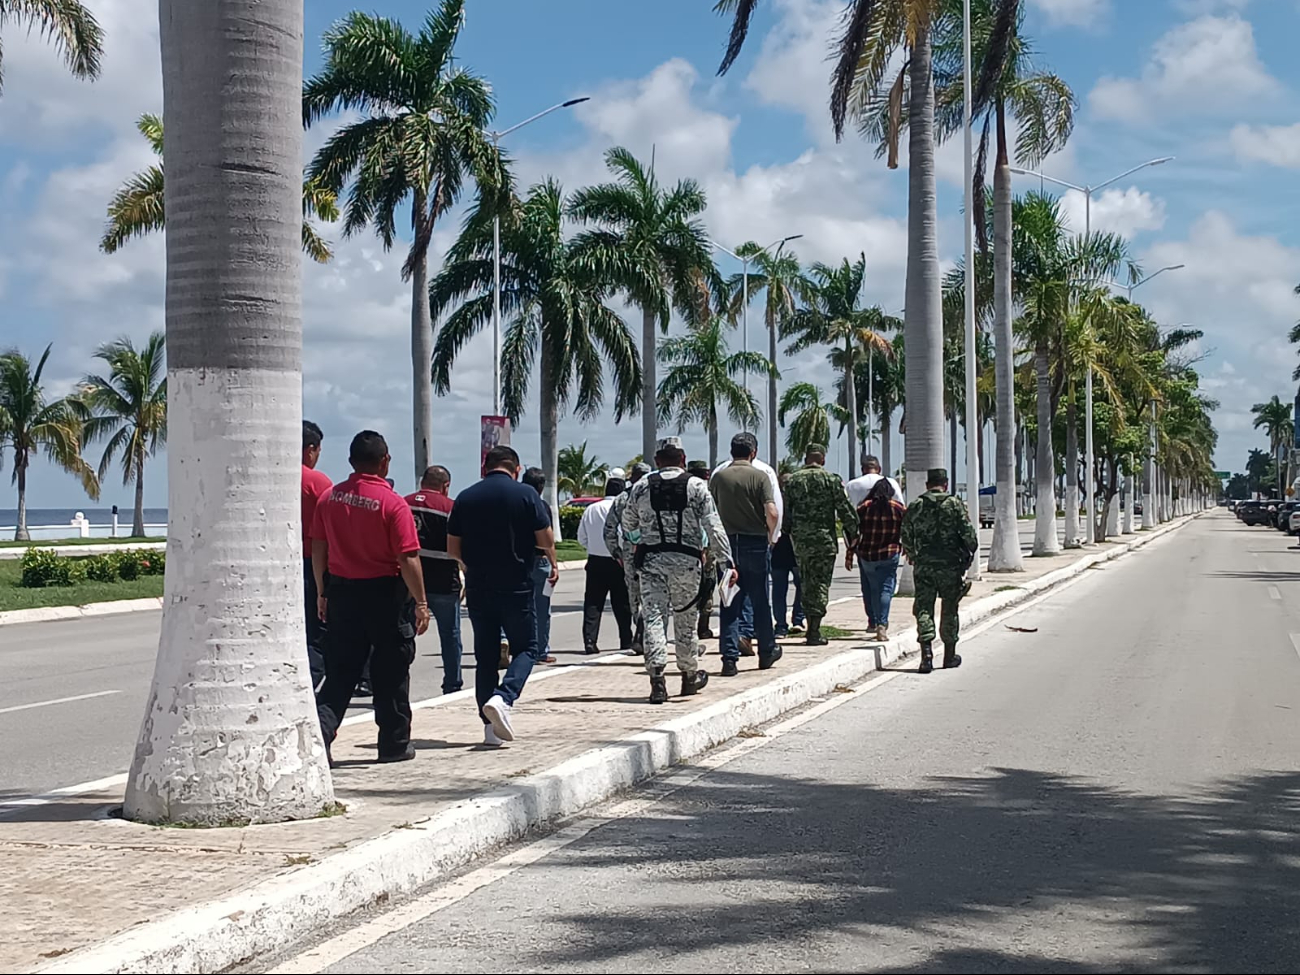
[
  {"xmin": 576, "ymin": 497, "xmax": 616, "ymax": 558},
  {"xmin": 847, "ymin": 472, "xmax": 903, "ymax": 508},
  {"xmin": 712, "ymin": 456, "xmax": 783, "ymax": 542}
]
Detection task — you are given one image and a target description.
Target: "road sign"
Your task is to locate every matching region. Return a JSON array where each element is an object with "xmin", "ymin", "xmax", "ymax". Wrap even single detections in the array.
[{"xmin": 1213, "ymin": 471, "xmax": 1230, "ymax": 480}]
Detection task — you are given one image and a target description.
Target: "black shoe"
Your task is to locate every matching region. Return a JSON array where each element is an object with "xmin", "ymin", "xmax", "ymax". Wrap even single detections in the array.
[
  {"xmin": 681, "ymin": 670, "xmax": 710, "ymax": 696},
  {"xmin": 354, "ymin": 680, "xmax": 373, "ymax": 698},
  {"xmin": 758, "ymin": 646, "xmax": 784, "ymax": 670},
  {"xmin": 721, "ymin": 659, "xmax": 739, "ymax": 677},
  {"xmin": 774, "ymin": 624, "xmax": 789, "ymax": 638},
  {"xmin": 943, "ymin": 644, "xmax": 963, "ymax": 669},
  {"xmin": 584, "ymin": 645, "xmax": 600, "ymax": 655},
  {"xmin": 919, "ymin": 642, "xmax": 934, "ymax": 674},
  {"xmin": 805, "ymin": 621, "xmax": 828, "ymax": 646},
  {"xmin": 698, "ymin": 625, "xmax": 715, "ymax": 640},
  {"xmin": 378, "ymin": 744, "xmax": 416, "ymax": 763},
  {"xmin": 649, "ymin": 673, "xmax": 669, "ymax": 705}
]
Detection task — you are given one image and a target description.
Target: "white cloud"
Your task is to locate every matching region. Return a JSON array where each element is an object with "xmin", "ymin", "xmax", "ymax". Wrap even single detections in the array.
[
  {"xmin": 1059, "ymin": 186, "xmax": 1168, "ymax": 238},
  {"xmin": 744, "ymin": 0, "xmax": 839, "ymax": 140},
  {"xmin": 1027, "ymin": 0, "xmax": 1110, "ymax": 28},
  {"xmin": 1230, "ymin": 122, "xmax": 1300, "ymax": 169},
  {"xmin": 1173, "ymin": 0, "xmax": 1250, "ymax": 14},
  {"xmin": 1089, "ymin": 15, "xmax": 1279, "ymax": 123}
]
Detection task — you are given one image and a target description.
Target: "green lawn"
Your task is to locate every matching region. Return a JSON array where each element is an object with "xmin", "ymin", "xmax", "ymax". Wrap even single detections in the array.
[
  {"xmin": 0, "ymin": 535, "xmax": 163, "ymax": 548},
  {"xmin": 555, "ymin": 539, "xmax": 587, "ymax": 562},
  {"xmin": 0, "ymin": 559, "xmax": 163, "ymax": 612}
]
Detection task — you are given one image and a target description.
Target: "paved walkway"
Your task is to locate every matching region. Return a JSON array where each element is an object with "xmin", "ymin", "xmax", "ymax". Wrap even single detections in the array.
[{"xmin": 1, "ymin": 535, "xmax": 1154, "ymax": 973}]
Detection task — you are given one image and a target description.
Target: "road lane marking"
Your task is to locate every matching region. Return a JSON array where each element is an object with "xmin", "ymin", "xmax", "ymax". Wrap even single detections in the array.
[
  {"xmin": 0, "ymin": 689, "xmax": 120, "ymax": 716},
  {"xmin": 1290, "ymin": 634, "xmax": 1300, "ymax": 661},
  {"xmin": 0, "ymin": 773, "xmax": 129, "ymax": 811},
  {"xmin": 1270, "ymin": 585, "xmax": 1282, "ymax": 600}
]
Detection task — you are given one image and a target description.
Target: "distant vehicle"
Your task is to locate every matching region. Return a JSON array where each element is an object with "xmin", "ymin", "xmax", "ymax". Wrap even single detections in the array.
[
  {"xmin": 978, "ymin": 494, "xmax": 994, "ymax": 529},
  {"xmin": 1240, "ymin": 501, "xmax": 1276, "ymax": 526},
  {"xmin": 566, "ymin": 496, "xmax": 603, "ymax": 509},
  {"xmin": 1277, "ymin": 501, "xmax": 1300, "ymax": 531},
  {"xmin": 1289, "ymin": 509, "xmax": 1300, "ymax": 535}
]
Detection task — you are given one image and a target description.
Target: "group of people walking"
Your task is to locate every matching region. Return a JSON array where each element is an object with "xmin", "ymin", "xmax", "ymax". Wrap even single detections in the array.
[{"xmin": 301, "ymin": 421, "xmax": 979, "ymax": 763}]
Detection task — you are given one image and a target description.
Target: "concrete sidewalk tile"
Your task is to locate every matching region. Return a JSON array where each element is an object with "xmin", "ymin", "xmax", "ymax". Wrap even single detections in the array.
[{"xmin": 8, "ymin": 515, "xmax": 1198, "ymax": 974}]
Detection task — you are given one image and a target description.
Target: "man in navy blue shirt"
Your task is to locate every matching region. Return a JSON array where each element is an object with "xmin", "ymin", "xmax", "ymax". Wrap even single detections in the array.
[{"xmin": 447, "ymin": 445, "xmax": 557, "ymax": 746}]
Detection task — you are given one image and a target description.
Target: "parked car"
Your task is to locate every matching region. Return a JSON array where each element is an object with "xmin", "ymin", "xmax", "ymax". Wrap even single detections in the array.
[
  {"xmin": 1241, "ymin": 501, "xmax": 1277, "ymax": 526},
  {"xmin": 1289, "ymin": 509, "xmax": 1300, "ymax": 536},
  {"xmin": 1277, "ymin": 500, "xmax": 1300, "ymax": 531}
]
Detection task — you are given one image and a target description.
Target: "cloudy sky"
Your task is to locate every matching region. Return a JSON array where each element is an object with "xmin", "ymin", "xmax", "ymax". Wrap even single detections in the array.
[{"xmin": 2, "ymin": 0, "xmax": 1297, "ymax": 510}]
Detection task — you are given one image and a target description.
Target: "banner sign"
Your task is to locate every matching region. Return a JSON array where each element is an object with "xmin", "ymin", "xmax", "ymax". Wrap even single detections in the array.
[{"xmin": 481, "ymin": 416, "xmax": 511, "ymax": 475}]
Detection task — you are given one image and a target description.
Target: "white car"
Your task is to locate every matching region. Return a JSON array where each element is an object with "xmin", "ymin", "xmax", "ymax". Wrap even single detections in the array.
[{"xmin": 1289, "ymin": 509, "xmax": 1300, "ymax": 536}]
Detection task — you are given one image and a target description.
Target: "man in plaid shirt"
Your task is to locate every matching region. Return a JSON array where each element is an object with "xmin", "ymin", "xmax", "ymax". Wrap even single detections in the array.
[{"xmin": 846, "ymin": 477, "xmax": 906, "ymax": 642}]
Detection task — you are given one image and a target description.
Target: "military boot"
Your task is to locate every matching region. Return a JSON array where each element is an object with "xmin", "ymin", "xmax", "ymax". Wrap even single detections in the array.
[
  {"xmin": 648, "ymin": 668, "xmax": 669, "ymax": 705},
  {"xmin": 805, "ymin": 618, "xmax": 829, "ymax": 646},
  {"xmin": 943, "ymin": 643, "xmax": 962, "ymax": 669},
  {"xmin": 680, "ymin": 669, "xmax": 710, "ymax": 696},
  {"xmin": 918, "ymin": 642, "xmax": 934, "ymax": 674}
]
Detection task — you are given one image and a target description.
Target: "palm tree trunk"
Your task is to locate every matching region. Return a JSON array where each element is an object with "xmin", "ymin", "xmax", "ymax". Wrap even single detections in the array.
[
  {"xmin": 1015, "ymin": 425, "xmax": 1025, "ymax": 516},
  {"xmin": 539, "ymin": 351, "xmax": 559, "ymax": 533},
  {"xmin": 641, "ymin": 306, "xmax": 657, "ymax": 461},
  {"xmin": 410, "ymin": 230, "xmax": 434, "ymax": 483},
  {"xmin": 988, "ymin": 132, "xmax": 1023, "ymax": 570},
  {"xmin": 133, "ymin": 449, "xmax": 146, "ymax": 538},
  {"xmin": 126, "ymin": 0, "xmax": 334, "ymax": 825},
  {"xmin": 880, "ymin": 403, "xmax": 893, "ymax": 478},
  {"xmin": 949, "ymin": 410, "xmax": 958, "ymax": 486},
  {"xmin": 1064, "ymin": 391, "xmax": 1081, "ymax": 547},
  {"xmin": 15, "ymin": 461, "xmax": 28, "ymax": 541},
  {"xmin": 1122, "ymin": 464, "xmax": 1135, "ymax": 534},
  {"xmin": 708, "ymin": 404, "xmax": 719, "ymax": 469},
  {"xmin": 1032, "ymin": 339, "xmax": 1059, "ymax": 555},
  {"xmin": 902, "ymin": 24, "xmax": 944, "ymax": 503},
  {"xmin": 844, "ymin": 344, "xmax": 858, "ymax": 478},
  {"xmin": 767, "ymin": 307, "xmax": 779, "ymax": 466}
]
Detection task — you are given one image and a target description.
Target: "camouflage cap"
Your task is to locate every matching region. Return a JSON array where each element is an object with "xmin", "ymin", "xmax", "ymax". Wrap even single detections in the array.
[
  {"xmin": 805, "ymin": 443, "xmax": 828, "ymax": 455},
  {"xmin": 927, "ymin": 467, "xmax": 949, "ymax": 483},
  {"xmin": 656, "ymin": 436, "xmax": 684, "ymax": 452},
  {"xmin": 686, "ymin": 459, "xmax": 710, "ymax": 475}
]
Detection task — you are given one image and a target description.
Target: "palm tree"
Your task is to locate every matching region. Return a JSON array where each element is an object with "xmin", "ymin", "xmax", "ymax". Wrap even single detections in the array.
[
  {"xmin": 100, "ymin": 113, "xmax": 341, "ymax": 264},
  {"xmin": 557, "ymin": 442, "xmax": 606, "ymax": 499},
  {"xmin": 0, "ymin": 0, "xmax": 103, "ymax": 93},
  {"xmin": 568, "ymin": 147, "xmax": 717, "ymax": 461},
  {"xmin": 431, "ymin": 179, "xmax": 640, "ymax": 520},
  {"xmin": 79, "ymin": 332, "xmax": 168, "ymax": 538},
  {"xmin": 125, "ymin": 0, "xmax": 335, "ymax": 825},
  {"xmin": 0, "ymin": 344, "xmax": 98, "ymax": 540},
  {"xmin": 784, "ymin": 255, "xmax": 894, "ymax": 477},
  {"xmin": 658, "ymin": 316, "xmax": 769, "ymax": 468},
  {"xmin": 728, "ymin": 242, "xmax": 811, "ymax": 464},
  {"xmin": 304, "ymin": 1, "xmax": 503, "ymax": 481},
  {"xmin": 933, "ymin": 0, "xmax": 1074, "ymax": 570},
  {"xmin": 1245, "ymin": 448, "xmax": 1272, "ymax": 497},
  {"xmin": 1251, "ymin": 394, "xmax": 1293, "ymax": 498},
  {"xmin": 779, "ymin": 381, "xmax": 837, "ymax": 461},
  {"xmin": 717, "ymin": 0, "xmax": 949, "ymax": 492}
]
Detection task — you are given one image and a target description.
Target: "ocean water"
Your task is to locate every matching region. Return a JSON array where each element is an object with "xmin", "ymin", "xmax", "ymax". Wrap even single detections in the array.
[{"xmin": 0, "ymin": 508, "xmax": 168, "ymax": 540}]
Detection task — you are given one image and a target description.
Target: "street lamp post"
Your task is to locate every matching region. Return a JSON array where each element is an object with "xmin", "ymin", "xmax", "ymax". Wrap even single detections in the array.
[
  {"xmin": 489, "ymin": 97, "xmax": 589, "ymax": 416},
  {"xmin": 1010, "ymin": 157, "xmax": 1174, "ymax": 545},
  {"xmin": 712, "ymin": 234, "xmax": 802, "ymax": 465},
  {"xmin": 962, "ymin": 0, "xmax": 980, "ymax": 578}
]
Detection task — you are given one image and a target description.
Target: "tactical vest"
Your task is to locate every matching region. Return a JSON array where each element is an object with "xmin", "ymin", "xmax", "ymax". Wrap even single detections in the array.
[{"xmin": 638, "ymin": 472, "xmax": 700, "ymax": 559}]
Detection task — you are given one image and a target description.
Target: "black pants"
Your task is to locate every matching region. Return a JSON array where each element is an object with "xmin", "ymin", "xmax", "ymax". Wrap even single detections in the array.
[
  {"xmin": 583, "ymin": 554, "xmax": 634, "ymax": 650},
  {"xmin": 304, "ymin": 557, "xmax": 327, "ymax": 693},
  {"xmin": 316, "ymin": 576, "xmax": 415, "ymax": 758}
]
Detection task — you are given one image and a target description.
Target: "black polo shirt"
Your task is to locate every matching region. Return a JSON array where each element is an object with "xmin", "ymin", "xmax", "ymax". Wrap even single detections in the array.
[{"xmin": 447, "ymin": 470, "xmax": 549, "ymax": 595}]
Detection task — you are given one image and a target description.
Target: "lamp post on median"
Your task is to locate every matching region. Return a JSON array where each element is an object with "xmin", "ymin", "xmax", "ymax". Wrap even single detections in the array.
[
  {"xmin": 490, "ymin": 97, "xmax": 590, "ymax": 416},
  {"xmin": 711, "ymin": 233, "xmax": 803, "ymax": 465},
  {"xmin": 1010, "ymin": 157, "xmax": 1175, "ymax": 545}
]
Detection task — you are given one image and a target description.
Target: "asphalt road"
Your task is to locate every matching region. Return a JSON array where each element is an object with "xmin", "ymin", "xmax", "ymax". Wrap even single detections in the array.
[{"xmin": 257, "ymin": 511, "xmax": 1300, "ymax": 974}]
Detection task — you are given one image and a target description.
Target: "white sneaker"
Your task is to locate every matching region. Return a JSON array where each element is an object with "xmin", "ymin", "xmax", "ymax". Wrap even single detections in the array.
[
  {"xmin": 483, "ymin": 694, "xmax": 515, "ymax": 741},
  {"xmin": 483, "ymin": 724, "xmax": 506, "ymax": 748}
]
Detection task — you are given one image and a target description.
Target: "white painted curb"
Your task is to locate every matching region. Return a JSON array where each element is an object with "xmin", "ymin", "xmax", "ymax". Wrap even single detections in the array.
[{"xmin": 33, "ymin": 514, "xmax": 1200, "ymax": 975}]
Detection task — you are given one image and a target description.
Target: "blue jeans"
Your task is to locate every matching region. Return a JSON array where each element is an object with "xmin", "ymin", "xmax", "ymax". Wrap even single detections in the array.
[
  {"xmin": 428, "ymin": 592, "xmax": 463, "ymax": 694},
  {"xmin": 858, "ymin": 554, "xmax": 900, "ymax": 628},
  {"xmin": 771, "ymin": 564, "xmax": 805, "ymax": 629},
  {"xmin": 532, "ymin": 555, "xmax": 553, "ymax": 656},
  {"xmin": 740, "ymin": 591, "xmax": 754, "ymax": 639},
  {"xmin": 721, "ymin": 534, "xmax": 777, "ymax": 662},
  {"xmin": 468, "ymin": 589, "xmax": 539, "ymax": 720}
]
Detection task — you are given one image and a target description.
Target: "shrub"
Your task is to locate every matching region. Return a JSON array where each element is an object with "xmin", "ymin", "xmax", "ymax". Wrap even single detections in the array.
[
  {"xmin": 113, "ymin": 549, "xmax": 145, "ymax": 581},
  {"xmin": 559, "ymin": 505, "xmax": 584, "ymax": 541},
  {"xmin": 20, "ymin": 548, "xmax": 72, "ymax": 588},
  {"xmin": 141, "ymin": 549, "xmax": 165, "ymax": 576},
  {"xmin": 82, "ymin": 554, "xmax": 119, "ymax": 583}
]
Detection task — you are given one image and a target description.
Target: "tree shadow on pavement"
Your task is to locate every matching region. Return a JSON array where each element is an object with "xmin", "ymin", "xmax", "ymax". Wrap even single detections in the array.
[{"xmin": 514, "ymin": 766, "xmax": 1300, "ymax": 974}]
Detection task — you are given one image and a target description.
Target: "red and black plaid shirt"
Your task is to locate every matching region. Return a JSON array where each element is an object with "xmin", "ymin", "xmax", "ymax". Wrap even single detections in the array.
[{"xmin": 855, "ymin": 497, "xmax": 907, "ymax": 561}]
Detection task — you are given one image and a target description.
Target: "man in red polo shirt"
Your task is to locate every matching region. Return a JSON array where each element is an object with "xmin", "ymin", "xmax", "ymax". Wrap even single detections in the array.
[
  {"xmin": 301, "ymin": 421, "xmax": 333, "ymax": 691},
  {"xmin": 312, "ymin": 430, "xmax": 430, "ymax": 764}
]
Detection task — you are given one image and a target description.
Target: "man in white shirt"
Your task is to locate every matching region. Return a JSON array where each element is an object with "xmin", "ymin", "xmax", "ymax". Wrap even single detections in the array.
[
  {"xmin": 847, "ymin": 455, "xmax": 903, "ymax": 508},
  {"xmin": 577, "ymin": 474, "xmax": 634, "ymax": 654}
]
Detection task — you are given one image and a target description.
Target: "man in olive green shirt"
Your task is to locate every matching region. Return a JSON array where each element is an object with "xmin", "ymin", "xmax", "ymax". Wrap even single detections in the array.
[{"xmin": 709, "ymin": 433, "xmax": 780, "ymax": 673}]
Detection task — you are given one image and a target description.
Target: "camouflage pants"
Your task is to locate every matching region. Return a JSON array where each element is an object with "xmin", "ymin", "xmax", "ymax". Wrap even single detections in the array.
[
  {"xmin": 624, "ymin": 556, "xmax": 641, "ymax": 621},
  {"xmin": 640, "ymin": 553, "xmax": 703, "ymax": 675},
  {"xmin": 792, "ymin": 535, "xmax": 837, "ymax": 620},
  {"xmin": 913, "ymin": 565, "xmax": 966, "ymax": 646}
]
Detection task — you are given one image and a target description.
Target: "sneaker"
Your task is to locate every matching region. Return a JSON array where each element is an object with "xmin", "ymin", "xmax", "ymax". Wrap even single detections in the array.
[
  {"xmin": 377, "ymin": 744, "xmax": 416, "ymax": 763},
  {"xmin": 483, "ymin": 694, "xmax": 515, "ymax": 741},
  {"xmin": 483, "ymin": 725, "xmax": 506, "ymax": 748},
  {"xmin": 758, "ymin": 646, "xmax": 784, "ymax": 670},
  {"xmin": 680, "ymin": 670, "xmax": 710, "ymax": 696},
  {"xmin": 721, "ymin": 659, "xmax": 739, "ymax": 677},
  {"xmin": 791, "ymin": 623, "xmax": 805, "ymax": 635},
  {"xmin": 875, "ymin": 624, "xmax": 888, "ymax": 642},
  {"xmin": 542, "ymin": 654, "xmax": 557, "ymax": 664}
]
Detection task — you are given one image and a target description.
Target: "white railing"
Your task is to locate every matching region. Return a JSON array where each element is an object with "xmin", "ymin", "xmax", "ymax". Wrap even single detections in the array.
[{"xmin": 0, "ymin": 522, "xmax": 167, "ymax": 542}]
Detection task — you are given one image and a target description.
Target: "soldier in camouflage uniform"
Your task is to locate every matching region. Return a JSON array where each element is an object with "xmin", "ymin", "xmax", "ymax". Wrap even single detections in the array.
[
  {"xmin": 686, "ymin": 459, "xmax": 718, "ymax": 640},
  {"xmin": 900, "ymin": 468, "xmax": 979, "ymax": 673},
  {"xmin": 624, "ymin": 438, "xmax": 734, "ymax": 704},
  {"xmin": 783, "ymin": 444, "xmax": 858, "ymax": 646},
  {"xmin": 604, "ymin": 462, "xmax": 652, "ymax": 654}
]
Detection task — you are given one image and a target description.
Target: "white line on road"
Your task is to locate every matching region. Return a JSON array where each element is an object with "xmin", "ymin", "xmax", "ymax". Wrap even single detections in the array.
[
  {"xmin": 1290, "ymin": 634, "xmax": 1300, "ymax": 661},
  {"xmin": 1270, "ymin": 585, "xmax": 1282, "ymax": 600},
  {"xmin": 0, "ymin": 689, "xmax": 120, "ymax": 716}
]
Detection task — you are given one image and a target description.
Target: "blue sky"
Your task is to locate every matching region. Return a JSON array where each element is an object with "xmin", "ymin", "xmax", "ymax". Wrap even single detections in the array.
[{"xmin": 1, "ymin": 0, "xmax": 1297, "ymax": 509}]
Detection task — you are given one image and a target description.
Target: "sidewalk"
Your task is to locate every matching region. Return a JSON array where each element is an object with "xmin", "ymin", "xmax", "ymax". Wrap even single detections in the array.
[
  {"xmin": 5, "ymin": 518, "xmax": 1197, "ymax": 974},
  {"xmin": 0, "ymin": 541, "xmax": 166, "ymax": 561}
]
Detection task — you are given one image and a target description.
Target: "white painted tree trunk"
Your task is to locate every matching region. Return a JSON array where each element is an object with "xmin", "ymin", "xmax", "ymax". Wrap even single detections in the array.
[
  {"xmin": 1122, "ymin": 470, "xmax": 1135, "ymax": 534},
  {"xmin": 1032, "ymin": 341, "xmax": 1059, "ymax": 555},
  {"xmin": 641, "ymin": 306, "xmax": 657, "ymax": 462},
  {"xmin": 902, "ymin": 26, "xmax": 944, "ymax": 503},
  {"xmin": 988, "ymin": 148, "xmax": 1022, "ymax": 572},
  {"xmin": 410, "ymin": 245, "xmax": 434, "ymax": 483},
  {"xmin": 126, "ymin": 0, "xmax": 334, "ymax": 825}
]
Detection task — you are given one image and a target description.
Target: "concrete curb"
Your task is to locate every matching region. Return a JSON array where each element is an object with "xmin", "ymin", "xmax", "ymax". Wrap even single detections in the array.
[
  {"xmin": 33, "ymin": 514, "xmax": 1201, "ymax": 975},
  {"xmin": 0, "ymin": 597, "xmax": 164, "ymax": 628}
]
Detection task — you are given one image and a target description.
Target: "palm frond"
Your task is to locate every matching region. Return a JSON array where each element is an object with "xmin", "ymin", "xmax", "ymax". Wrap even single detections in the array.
[
  {"xmin": 100, "ymin": 165, "xmax": 164, "ymax": 254},
  {"xmin": 715, "ymin": 0, "xmax": 761, "ymax": 76},
  {"xmin": 0, "ymin": 0, "xmax": 104, "ymax": 89}
]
